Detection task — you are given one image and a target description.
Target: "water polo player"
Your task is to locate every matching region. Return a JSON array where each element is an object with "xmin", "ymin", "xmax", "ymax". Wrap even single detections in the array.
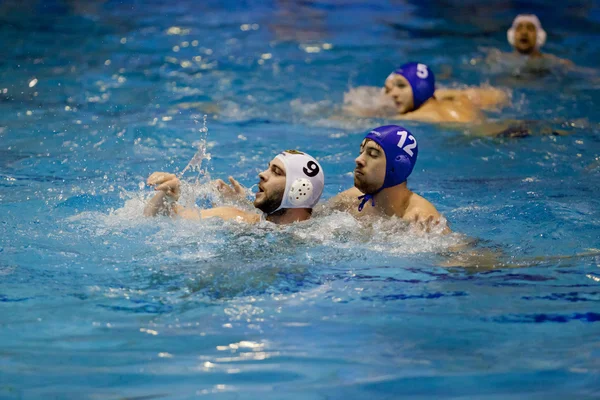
[
  {"xmin": 484, "ymin": 14, "xmax": 574, "ymax": 71},
  {"xmin": 382, "ymin": 62, "xmax": 508, "ymax": 123},
  {"xmin": 507, "ymin": 14, "xmax": 573, "ymax": 64},
  {"xmin": 328, "ymin": 125, "xmax": 449, "ymax": 232},
  {"xmin": 144, "ymin": 150, "xmax": 324, "ymax": 224}
]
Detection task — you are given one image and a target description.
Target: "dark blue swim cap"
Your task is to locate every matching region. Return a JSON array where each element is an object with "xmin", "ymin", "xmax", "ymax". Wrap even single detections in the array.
[
  {"xmin": 358, "ymin": 125, "xmax": 419, "ymax": 211},
  {"xmin": 392, "ymin": 62, "xmax": 435, "ymax": 110}
]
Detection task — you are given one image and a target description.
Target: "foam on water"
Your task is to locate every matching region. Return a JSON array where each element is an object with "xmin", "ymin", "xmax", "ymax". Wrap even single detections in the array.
[
  {"xmin": 62, "ymin": 178, "xmax": 466, "ymax": 301},
  {"xmin": 79, "ymin": 183, "xmax": 462, "ymax": 259}
]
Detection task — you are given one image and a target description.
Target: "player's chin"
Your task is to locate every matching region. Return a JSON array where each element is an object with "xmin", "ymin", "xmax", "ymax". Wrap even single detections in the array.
[
  {"xmin": 354, "ymin": 176, "xmax": 368, "ymax": 192},
  {"xmin": 395, "ymin": 104, "xmax": 408, "ymax": 114}
]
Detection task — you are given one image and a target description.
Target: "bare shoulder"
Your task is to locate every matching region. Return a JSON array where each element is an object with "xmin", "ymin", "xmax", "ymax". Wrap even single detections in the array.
[
  {"xmin": 200, "ymin": 206, "xmax": 260, "ymax": 223},
  {"xmin": 404, "ymin": 192, "xmax": 441, "ymax": 221},
  {"xmin": 404, "ymin": 100, "xmax": 479, "ymax": 123},
  {"xmin": 404, "ymin": 193, "xmax": 451, "ymax": 234},
  {"xmin": 322, "ymin": 187, "xmax": 363, "ymax": 217},
  {"xmin": 402, "ymin": 102, "xmax": 443, "ymax": 123},
  {"xmin": 338, "ymin": 187, "xmax": 363, "ymax": 199},
  {"xmin": 438, "ymin": 97, "xmax": 482, "ymax": 123},
  {"xmin": 329, "ymin": 187, "xmax": 362, "ymax": 207}
]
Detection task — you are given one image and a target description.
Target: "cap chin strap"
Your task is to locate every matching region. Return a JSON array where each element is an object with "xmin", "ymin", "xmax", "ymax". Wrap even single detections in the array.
[
  {"xmin": 266, "ymin": 207, "xmax": 285, "ymax": 217},
  {"xmin": 357, "ymin": 187, "xmax": 383, "ymax": 212}
]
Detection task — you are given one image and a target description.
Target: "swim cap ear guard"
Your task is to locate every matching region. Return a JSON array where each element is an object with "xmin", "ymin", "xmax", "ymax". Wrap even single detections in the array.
[
  {"xmin": 272, "ymin": 151, "xmax": 325, "ymax": 213},
  {"xmin": 507, "ymin": 14, "xmax": 546, "ymax": 49},
  {"xmin": 391, "ymin": 62, "xmax": 435, "ymax": 111},
  {"xmin": 357, "ymin": 125, "xmax": 418, "ymax": 211}
]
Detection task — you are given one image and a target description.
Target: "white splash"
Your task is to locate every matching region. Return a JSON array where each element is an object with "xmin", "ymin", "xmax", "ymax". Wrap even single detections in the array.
[
  {"xmin": 342, "ymin": 86, "xmax": 398, "ymax": 118},
  {"xmin": 180, "ymin": 114, "xmax": 211, "ymax": 180}
]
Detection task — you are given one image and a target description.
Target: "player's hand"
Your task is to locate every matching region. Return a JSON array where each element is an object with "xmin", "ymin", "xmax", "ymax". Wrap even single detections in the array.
[
  {"xmin": 147, "ymin": 172, "xmax": 180, "ymax": 201},
  {"xmin": 214, "ymin": 176, "xmax": 246, "ymax": 201}
]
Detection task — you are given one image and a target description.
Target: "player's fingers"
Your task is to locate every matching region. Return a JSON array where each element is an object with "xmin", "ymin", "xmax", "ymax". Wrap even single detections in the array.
[
  {"xmin": 147, "ymin": 172, "xmax": 175, "ymax": 186},
  {"xmin": 229, "ymin": 176, "xmax": 244, "ymax": 193},
  {"xmin": 155, "ymin": 178, "xmax": 179, "ymax": 192}
]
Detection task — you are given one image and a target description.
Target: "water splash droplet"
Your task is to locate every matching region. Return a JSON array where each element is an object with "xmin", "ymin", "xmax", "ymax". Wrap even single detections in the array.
[{"xmin": 180, "ymin": 115, "xmax": 211, "ymax": 180}]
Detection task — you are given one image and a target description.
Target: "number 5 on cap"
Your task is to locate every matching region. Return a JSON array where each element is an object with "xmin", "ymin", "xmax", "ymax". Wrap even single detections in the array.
[
  {"xmin": 396, "ymin": 131, "xmax": 417, "ymax": 157},
  {"xmin": 416, "ymin": 63, "xmax": 429, "ymax": 79}
]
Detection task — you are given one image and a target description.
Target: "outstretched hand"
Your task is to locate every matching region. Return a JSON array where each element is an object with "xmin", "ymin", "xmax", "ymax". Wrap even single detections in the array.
[
  {"xmin": 147, "ymin": 172, "xmax": 181, "ymax": 201},
  {"xmin": 214, "ymin": 176, "xmax": 247, "ymax": 201}
]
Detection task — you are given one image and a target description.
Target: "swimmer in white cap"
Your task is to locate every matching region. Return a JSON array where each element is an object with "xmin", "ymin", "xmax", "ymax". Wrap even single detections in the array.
[
  {"xmin": 509, "ymin": 14, "xmax": 547, "ymax": 57},
  {"xmin": 487, "ymin": 14, "xmax": 574, "ymax": 67},
  {"xmin": 144, "ymin": 150, "xmax": 324, "ymax": 224}
]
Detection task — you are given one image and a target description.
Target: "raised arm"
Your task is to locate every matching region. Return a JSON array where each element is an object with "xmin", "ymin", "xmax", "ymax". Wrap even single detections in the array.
[{"xmin": 144, "ymin": 172, "xmax": 191, "ymax": 217}]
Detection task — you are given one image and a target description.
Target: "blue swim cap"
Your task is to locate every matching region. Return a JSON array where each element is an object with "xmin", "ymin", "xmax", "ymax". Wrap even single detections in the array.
[
  {"xmin": 392, "ymin": 62, "xmax": 435, "ymax": 110},
  {"xmin": 358, "ymin": 125, "xmax": 419, "ymax": 211}
]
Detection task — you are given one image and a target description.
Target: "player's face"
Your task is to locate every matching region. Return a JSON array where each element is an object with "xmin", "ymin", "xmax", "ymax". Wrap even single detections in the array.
[
  {"xmin": 514, "ymin": 21, "xmax": 537, "ymax": 54},
  {"xmin": 354, "ymin": 139, "xmax": 386, "ymax": 194},
  {"xmin": 254, "ymin": 157, "xmax": 286, "ymax": 213},
  {"xmin": 384, "ymin": 74, "xmax": 415, "ymax": 114}
]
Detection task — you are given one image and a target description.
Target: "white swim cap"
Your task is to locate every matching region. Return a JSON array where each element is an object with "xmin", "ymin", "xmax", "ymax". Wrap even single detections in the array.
[
  {"xmin": 507, "ymin": 14, "xmax": 547, "ymax": 49},
  {"xmin": 272, "ymin": 150, "xmax": 324, "ymax": 212}
]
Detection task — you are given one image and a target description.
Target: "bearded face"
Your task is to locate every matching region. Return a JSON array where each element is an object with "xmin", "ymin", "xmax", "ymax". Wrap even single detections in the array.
[{"xmin": 253, "ymin": 158, "xmax": 286, "ymax": 214}]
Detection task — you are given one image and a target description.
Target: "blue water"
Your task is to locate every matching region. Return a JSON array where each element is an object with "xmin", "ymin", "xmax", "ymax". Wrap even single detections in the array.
[{"xmin": 2, "ymin": 1, "xmax": 600, "ymax": 399}]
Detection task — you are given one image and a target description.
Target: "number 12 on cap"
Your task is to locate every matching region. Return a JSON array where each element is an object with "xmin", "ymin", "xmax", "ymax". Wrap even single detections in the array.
[{"xmin": 396, "ymin": 130, "xmax": 416, "ymax": 157}]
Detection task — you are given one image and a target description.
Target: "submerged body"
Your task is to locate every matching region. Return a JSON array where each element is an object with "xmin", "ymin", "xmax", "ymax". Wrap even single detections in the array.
[{"xmin": 344, "ymin": 62, "xmax": 508, "ymax": 123}]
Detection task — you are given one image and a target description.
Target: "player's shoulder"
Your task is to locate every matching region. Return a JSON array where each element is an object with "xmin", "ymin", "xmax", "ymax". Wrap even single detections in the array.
[{"xmin": 405, "ymin": 192, "xmax": 441, "ymax": 219}]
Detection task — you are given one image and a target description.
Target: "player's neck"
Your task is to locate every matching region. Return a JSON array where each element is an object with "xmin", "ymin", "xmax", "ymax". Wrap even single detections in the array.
[
  {"xmin": 516, "ymin": 48, "xmax": 542, "ymax": 57},
  {"xmin": 267, "ymin": 208, "xmax": 311, "ymax": 224}
]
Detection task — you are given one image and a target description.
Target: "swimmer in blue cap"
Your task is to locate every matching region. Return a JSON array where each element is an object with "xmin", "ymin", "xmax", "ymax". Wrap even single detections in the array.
[
  {"xmin": 328, "ymin": 125, "xmax": 449, "ymax": 232},
  {"xmin": 343, "ymin": 62, "xmax": 508, "ymax": 123},
  {"xmin": 144, "ymin": 150, "xmax": 324, "ymax": 224},
  {"xmin": 382, "ymin": 62, "xmax": 508, "ymax": 123}
]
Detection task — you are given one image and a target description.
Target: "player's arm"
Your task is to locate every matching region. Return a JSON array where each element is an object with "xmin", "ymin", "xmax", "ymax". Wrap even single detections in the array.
[
  {"xmin": 326, "ymin": 187, "xmax": 363, "ymax": 211},
  {"xmin": 144, "ymin": 172, "xmax": 201, "ymax": 220},
  {"xmin": 435, "ymin": 86, "xmax": 509, "ymax": 110},
  {"xmin": 403, "ymin": 195, "xmax": 451, "ymax": 234},
  {"xmin": 199, "ymin": 207, "xmax": 260, "ymax": 223},
  {"xmin": 144, "ymin": 172, "xmax": 184, "ymax": 217}
]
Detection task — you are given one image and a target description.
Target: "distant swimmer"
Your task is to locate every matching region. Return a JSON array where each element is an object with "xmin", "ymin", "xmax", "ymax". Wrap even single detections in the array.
[
  {"xmin": 327, "ymin": 125, "xmax": 449, "ymax": 233},
  {"xmin": 344, "ymin": 62, "xmax": 508, "ymax": 123},
  {"xmin": 144, "ymin": 150, "xmax": 324, "ymax": 224},
  {"xmin": 485, "ymin": 14, "xmax": 574, "ymax": 71}
]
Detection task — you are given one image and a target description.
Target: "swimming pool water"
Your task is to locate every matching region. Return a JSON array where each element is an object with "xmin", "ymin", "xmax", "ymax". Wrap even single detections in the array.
[{"xmin": 1, "ymin": 0, "xmax": 600, "ymax": 399}]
